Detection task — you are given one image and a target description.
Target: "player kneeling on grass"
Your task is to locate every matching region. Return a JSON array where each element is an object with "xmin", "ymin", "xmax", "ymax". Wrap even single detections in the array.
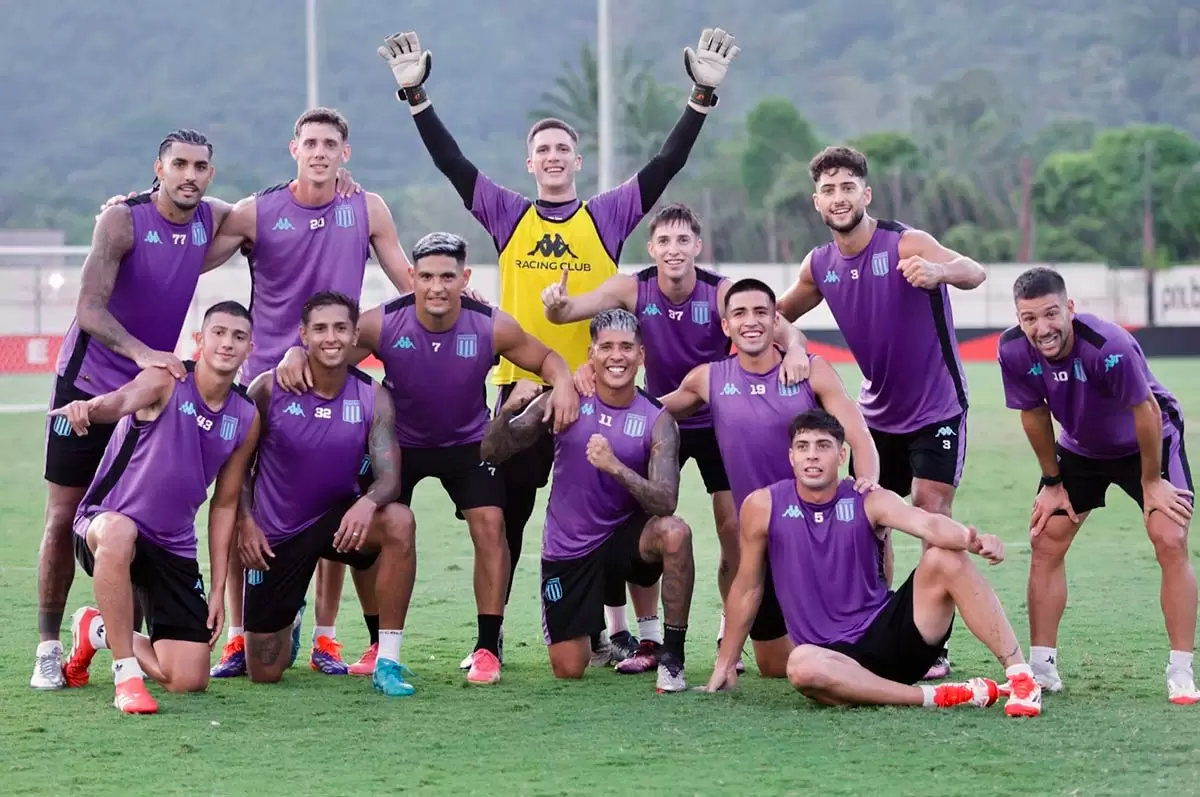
[
  {"xmin": 239, "ymin": 291, "xmax": 419, "ymax": 697},
  {"xmin": 481, "ymin": 309, "xmax": 695, "ymax": 691},
  {"xmin": 56, "ymin": 302, "xmax": 260, "ymax": 715},
  {"xmin": 703, "ymin": 408, "xmax": 1042, "ymax": 718}
]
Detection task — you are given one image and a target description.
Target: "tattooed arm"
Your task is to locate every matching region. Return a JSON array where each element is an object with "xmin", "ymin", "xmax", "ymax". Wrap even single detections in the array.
[
  {"xmin": 363, "ymin": 385, "xmax": 403, "ymax": 505},
  {"xmin": 76, "ymin": 205, "xmax": 153, "ymax": 363},
  {"xmin": 479, "ymin": 391, "xmax": 552, "ymax": 464},
  {"xmin": 593, "ymin": 412, "xmax": 681, "ymax": 516}
]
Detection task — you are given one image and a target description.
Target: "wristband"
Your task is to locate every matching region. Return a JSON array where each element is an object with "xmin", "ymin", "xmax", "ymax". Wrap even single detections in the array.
[
  {"xmin": 395, "ymin": 85, "xmax": 429, "ymax": 106},
  {"xmin": 1039, "ymin": 473, "xmax": 1063, "ymax": 488},
  {"xmin": 689, "ymin": 84, "xmax": 719, "ymax": 108}
]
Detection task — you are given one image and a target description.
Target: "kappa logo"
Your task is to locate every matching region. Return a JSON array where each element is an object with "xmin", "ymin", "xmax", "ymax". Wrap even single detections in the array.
[
  {"xmin": 144, "ymin": 230, "xmax": 162, "ymax": 244},
  {"xmin": 579, "ymin": 402, "xmax": 595, "ymax": 416},
  {"xmin": 720, "ymin": 382, "xmax": 741, "ymax": 396},
  {"xmin": 284, "ymin": 402, "xmax": 305, "ymax": 417},
  {"xmin": 823, "ymin": 270, "xmax": 839, "ymax": 284},
  {"xmin": 194, "ymin": 578, "xmax": 205, "ymax": 596},
  {"xmin": 273, "ymin": 217, "xmax": 294, "ymax": 232},
  {"xmin": 1028, "ymin": 363, "xmax": 1043, "ymax": 376},
  {"xmin": 393, "ymin": 336, "xmax": 415, "ymax": 350},
  {"xmin": 178, "ymin": 401, "xmax": 197, "ymax": 416},
  {"xmin": 934, "ymin": 426, "xmax": 956, "ymax": 437},
  {"xmin": 1104, "ymin": 353, "xmax": 1123, "ymax": 372},
  {"xmin": 782, "ymin": 504, "xmax": 803, "ymax": 519},
  {"xmin": 527, "ymin": 233, "xmax": 577, "ymax": 259},
  {"xmin": 642, "ymin": 303, "xmax": 662, "ymax": 316}
]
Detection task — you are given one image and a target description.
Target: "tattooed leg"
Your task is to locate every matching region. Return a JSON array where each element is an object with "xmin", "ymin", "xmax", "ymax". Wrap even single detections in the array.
[
  {"xmin": 38, "ymin": 484, "xmax": 87, "ymax": 641},
  {"xmin": 639, "ymin": 516, "xmax": 694, "ymax": 663},
  {"xmin": 246, "ymin": 629, "xmax": 292, "ymax": 684},
  {"xmin": 911, "ymin": 547, "xmax": 1028, "ymax": 669}
]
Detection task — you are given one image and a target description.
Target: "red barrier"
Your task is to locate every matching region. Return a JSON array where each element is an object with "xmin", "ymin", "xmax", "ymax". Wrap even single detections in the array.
[{"xmin": 0, "ymin": 335, "xmax": 64, "ymax": 373}]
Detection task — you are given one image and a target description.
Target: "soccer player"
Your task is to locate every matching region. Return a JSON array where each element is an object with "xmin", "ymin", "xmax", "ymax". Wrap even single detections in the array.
[
  {"xmin": 660, "ymin": 278, "xmax": 882, "ymax": 676},
  {"xmin": 32, "ymin": 129, "xmax": 223, "ymax": 690},
  {"xmin": 277, "ymin": 232, "xmax": 577, "ymax": 684},
  {"xmin": 776, "ymin": 146, "xmax": 988, "ymax": 679},
  {"xmin": 480, "ymin": 309, "xmax": 695, "ymax": 692},
  {"xmin": 705, "ymin": 409, "xmax": 1042, "ymax": 718},
  {"xmin": 201, "ymin": 108, "xmax": 417, "ymax": 678},
  {"xmin": 542, "ymin": 203, "xmax": 811, "ymax": 668},
  {"xmin": 378, "ymin": 27, "xmax": 744, "ymax": 665},
  {"xmin": 998, "ymin": 267, "xmax": 1199, "ymax": 704},
  {"xmin": 53, "ymin": 302, "xmax": 261, "ymax": 714},
  {"xmin": 239, "ymin": 292, "xmax": 419, "ymax": 696}
]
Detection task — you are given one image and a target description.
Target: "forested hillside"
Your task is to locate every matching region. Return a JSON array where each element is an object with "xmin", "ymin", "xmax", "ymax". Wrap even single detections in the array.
[{"xmin": 3, "ymin": 0, "xmax": 1198, "ymax": 265}]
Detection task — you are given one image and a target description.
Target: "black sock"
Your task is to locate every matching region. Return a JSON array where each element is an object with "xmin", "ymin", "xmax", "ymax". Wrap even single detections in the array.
[
  {"xmin": 476, "ymin": 614, "xmax": 504, "ymax": 656},
  {"xmin": 364, "ymin": 614, "xmax": 380, "ymax": 646},
  {"xmin": 664, "ymin": 624, "xmax": 687, "ymax": 664},
  {"xmin": 590, "ymin": 629, "xmax": 604, "ymax": 649}
]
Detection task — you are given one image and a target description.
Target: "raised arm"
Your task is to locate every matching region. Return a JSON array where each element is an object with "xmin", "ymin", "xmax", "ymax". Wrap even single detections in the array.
[
  {"xmin": 658, "ymin": 363, "xmax": 710, "ymax": 420},
  {"xmin": 544, "ymin": 272, "xmax": 636, "ymax": 325},
  {"xmin": 707, "ymin": 487, "xmax": 771, "ymax": 689},
  {"xmin": 209, "ymin": 410, "xmax": 262, "ymax": 601},
  {"xmin": 898, "ymin": 229, "xmax": 987, "ymax": 291},
  {"xmin": 864, "ymin": 488, "xmax": 992, "ymax": 556},
  {"xmin": 362, "ymin": 385, "xmax": 403, "ymax": 505},
  {"xmin": 777, "ymin": 252, "xmax": 824, "ymax": 323},
  {"xmin": 365, "ymin": 192, "xmax": 413, "ymax": 294},
  {"xmin": 600, "ymin": 412, "xmax": 680, "ymax": 517},
  {"xmin": 202, "ymin": 196, "xmax": 255, "ymax": 272},
  {"xmin": 480, "ymin": 391, "xmax": 553, "ymax": 464},
  {"xmin": 808, "ymin": 356, "xmax": 879, "ymax": 483}
]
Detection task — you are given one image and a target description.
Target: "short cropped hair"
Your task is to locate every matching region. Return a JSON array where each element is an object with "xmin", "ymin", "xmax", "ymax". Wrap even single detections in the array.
[
  {"xmin": 294, "ymin": 107, "xmax": 350, "ymax": 141},
  {"xmin": 809, "ymin": 146, "xmax": 869, "ymax": 183},
  {"xmin": 724, "ymin": 278, "xmax": 776, "ymax": 312},
  {"xmin": 590, "ymin": 308, "xmax": 640, "ymax": 342},
  {"xmin": 527, "ymin": 118, "xmax": 579, "ymax": 149},
  {"xmin": 203, "ymin": 300, "xmax": 251, "ymax": 326},
  {"xmin": 1012, "ymin": 266, "xmax": 1067, "ymax": 302},
  {"xmin": 301, "ymin": 291, "xmax": 359, "ymax": 327},
  {"xmin": 788, "ymin": 408, "xmax": 846, "ymax": 445},
  {"xmin": 412, "ymin": 231, "xmax": 468, "ymax": 267},
  {"xmin": 647, "ymin": 203, "xmax": 702, "ymax": 237}
]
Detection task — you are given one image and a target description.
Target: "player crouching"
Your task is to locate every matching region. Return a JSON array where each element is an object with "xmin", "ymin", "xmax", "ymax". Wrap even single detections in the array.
[
  {"xmin": 704, "ymin": 409, "xmax": 1042, "ymax": 717},
  {"xmin": 482, "ymin": 309, "xmax": 695, "ymax": 691},
  {"xmin": 57, "ymin": 302, "xmax": 260, "ymax": 714}
]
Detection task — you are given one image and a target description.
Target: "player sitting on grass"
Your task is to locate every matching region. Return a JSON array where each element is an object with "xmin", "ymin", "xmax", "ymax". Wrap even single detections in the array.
[{"xmin": 704, "ymin": 408, "xmax": 1042, "ymax": 718}]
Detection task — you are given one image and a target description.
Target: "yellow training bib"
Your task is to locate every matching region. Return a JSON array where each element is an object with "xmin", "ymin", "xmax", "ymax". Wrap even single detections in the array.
[{"xmin": 495, "ymin": 203, "xmax": 618, "ymax": 385}]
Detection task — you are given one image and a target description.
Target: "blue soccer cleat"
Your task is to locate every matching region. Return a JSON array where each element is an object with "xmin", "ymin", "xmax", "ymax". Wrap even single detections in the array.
[{"xmin": 372, "ymin": 659, "xmax": 417, "ymax": 697}]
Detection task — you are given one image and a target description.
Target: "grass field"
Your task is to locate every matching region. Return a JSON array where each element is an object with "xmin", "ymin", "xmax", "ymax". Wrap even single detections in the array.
[{"xmin": 2, "ymin": 361, "xmax": 1199, "ymax": 796}]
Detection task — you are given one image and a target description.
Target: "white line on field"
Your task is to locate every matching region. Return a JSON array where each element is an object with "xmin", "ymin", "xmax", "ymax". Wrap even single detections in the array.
[{"xmin": 0, "ymin": 403, "xmax": 43, "ymax": 414}]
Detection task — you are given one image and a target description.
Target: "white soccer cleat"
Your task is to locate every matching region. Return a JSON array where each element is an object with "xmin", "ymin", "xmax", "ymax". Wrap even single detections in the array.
[
  {"xmin": 1032, "ymin": 665, "xmax": 1063, "ymax": 693},
  {"xmin": 1167, "ymin": 672, "xmax": 1200, "ymax": 705},
  {"xmin": 459, "ymin": 652, "xmax": 475, "ymax": 670},
  {"xmin": 589, "ymin": 635, "xmax": 616, "ymax": 668},
  {"xmin": 655, "ymin": 653, "xmax": 686, "ymax": 693},
  {"xmin": 30, "ymin": 644, "xmax": 65, "ymax": 690}
]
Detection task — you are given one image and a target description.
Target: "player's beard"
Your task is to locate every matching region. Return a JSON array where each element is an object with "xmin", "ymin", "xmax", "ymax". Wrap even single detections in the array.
[{"xmin": 823, "ymin": 206, "xmax": 864, "ymax": 234}]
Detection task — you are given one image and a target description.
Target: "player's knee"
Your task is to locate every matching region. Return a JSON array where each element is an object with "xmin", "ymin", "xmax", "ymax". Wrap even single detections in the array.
[
  {"xmin": 43, "ymin": 500, "xmax": 78, "ymax": 538},
  {"xmin": 549, "ymin": 654, "xmax": 587, "ymax": 680},
  {"xmin": 1029, "ymin": 522, "xmax": 1074, "ymax": 562},
  {"xmin": 467, "ymin": 509, "xmax": 506, "ymax": 549},
  {"xmin": 162, "ymin": 672, "xmax": 209, "ymax": 694},
  {"xmin": 654, "ymin": 516, "xmax": 692, "ymax": 555},
  {"xmin": 91, "ymin": 516, "xmax": 138, "ymax": 559},
  {"xmin": 919, "ymin": 545, "xmax": 969, "ymax": 581},
  {"xmin": 1147, "ymin": 518, "xmax": 1189, "ymax": 561},
  {"xmin": 376, "ymin": 503, "xmax": 416, "ymax": 550},
  {"xmin": 786, "ymin": 645, "xmax": 830, "ymax": 691}
]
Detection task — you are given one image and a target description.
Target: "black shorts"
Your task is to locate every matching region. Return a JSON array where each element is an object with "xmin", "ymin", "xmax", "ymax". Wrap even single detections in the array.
[
  {"xmin": 1043, "ymin": 436, "xmax": 1194, "ymax": 516},
  {"xmin": 748, "ymin": 559, "xmax": 789, "ymax": 642},
  {"xmin": 849, "ymin": 414, "xmax": 967, "ymax": 497},
  {"xmin": 398, "ymin": 442, "xmax": 506, "ymax": 512},
  {"xmin": 496, "ymin": 383, "xmax": 555, "ymax": 492},
  {"xmin": 45, "ymin": 376, "xmax": 116, "ymax": 488},
  {"xmin": 822, "ymin": 570, "xmax": 951, "ymax": 685},
  {"xmin": 242, "ymin": 497, "xmax": 379, "ymax": 634},
  {"xmin": 539, "ymin": 513, "xmax": 662, "ymax": 645},
  {"xmin": 679, "ymin": 425, "xmax": 731, "ymax": 495},
  {"xmin": 72, "ymin": 523, "xmax": 210, "ymax": 644}
]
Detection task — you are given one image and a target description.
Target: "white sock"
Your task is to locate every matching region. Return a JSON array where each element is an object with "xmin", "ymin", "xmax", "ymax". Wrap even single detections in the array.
[
  {"xmin": 1030, "ymin": 646, "xmax": 1057, "ymax": 670},
  {"xmin": 1006, "ymin": 662, "xmax": 1034, "ymax": 681},
  {"xmin": 718, "ymin": 611, "xmax": 727, "ymax": 642},
  {"xmin": 919, "ymin": 684, "xmax": 936, "ymax": 707},
  {"xmin": 378, "ymin": 630, "xmax": 403, "ymax": 664},
  {"xmin": 88, "ymin": 613, "xmax": 108, "ymax": 650},
  {"xmin": 604, "ymin": 605, "xmax": 629, "ymax": 636},
  {"xmin": 314, "ymin": 625, "xmax": 336, "ymax": 643},
  {"xmin": 637, "ymin": 615, "xmax": 663, "ymax": 644},
  {"xmin": 37, "ymin": 640, "xmax": 62, "ymax": 656},
  {"xmin": 112, "ymin": 657, "xmax": 142, "ymax": 685},
  {"xmin": 228, "ymin": 625, "xmax": 244, "ymax": 641},
  {"xmin": 1168, "ymin": 650, "xmax": 1194, "ymax": 676}
]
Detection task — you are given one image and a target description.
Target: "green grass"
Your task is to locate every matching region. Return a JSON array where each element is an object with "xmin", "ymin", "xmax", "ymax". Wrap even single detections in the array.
[{"xmin": 2, "ymin": 362, "xmax": 1200, "ymax": 796}]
